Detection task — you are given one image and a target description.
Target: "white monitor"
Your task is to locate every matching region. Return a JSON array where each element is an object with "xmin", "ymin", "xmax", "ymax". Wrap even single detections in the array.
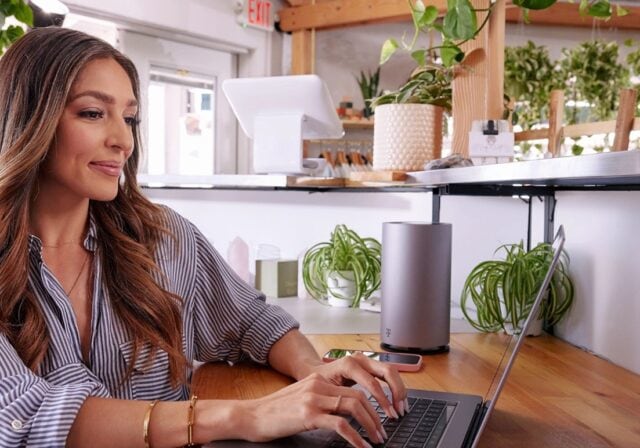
[{"xmin": 222, "ymin": 74, "xmax": 344, "ymax": 174}]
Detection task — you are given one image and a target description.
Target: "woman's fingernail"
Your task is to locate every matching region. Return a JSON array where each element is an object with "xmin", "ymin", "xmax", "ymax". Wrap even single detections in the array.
[
  {"xmin": 396, "ymin": 401, "xmax": 405, "ymax": 417},
  {"xmin": 388, "ymin": 406, "xmax": 399, "ymax": 419},
  {"xmin": 362, "ymin": 440, "xmax": 373, "ymax": 448},
  {"xmin": 404, "ymin": 398, "xmax": 410, "ymax": 413},
  {"xmin": 376, "ymin": 430, "xmax": 385, "ymax": 443},
  {"xmin": 380, "ymin": 426, "xmax": 389, "ymax": 439}
]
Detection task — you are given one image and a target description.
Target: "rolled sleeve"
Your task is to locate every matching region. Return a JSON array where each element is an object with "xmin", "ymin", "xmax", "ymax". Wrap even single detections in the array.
[
  {"xmin": 0, "ymin": 337, "xmax": 108, "ymax": 447},
  {"xmin": 189, "ymin": 223, "xmax": 299, "ymax": 365}
]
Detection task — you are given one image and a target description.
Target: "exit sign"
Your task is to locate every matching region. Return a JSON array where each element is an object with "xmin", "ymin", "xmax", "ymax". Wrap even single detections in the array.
[{"xmin": 237, "ymin": 0, "xmax": 274, "ymax": 31}]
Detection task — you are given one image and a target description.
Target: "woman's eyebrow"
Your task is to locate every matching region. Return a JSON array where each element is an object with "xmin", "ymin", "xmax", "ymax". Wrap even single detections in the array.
[{"xmin": 68, "ymin": 90, "xmax": 138, "ymax": 107}]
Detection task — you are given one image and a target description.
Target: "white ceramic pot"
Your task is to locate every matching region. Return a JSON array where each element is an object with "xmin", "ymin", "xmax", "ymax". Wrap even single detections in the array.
[
  {"xmin": 373, "ymin": 103, "xmax": 444, "ymax": 171},
  {"xmin": 326, "ymin": 270, "xmax": 356, "ymax": 307}
]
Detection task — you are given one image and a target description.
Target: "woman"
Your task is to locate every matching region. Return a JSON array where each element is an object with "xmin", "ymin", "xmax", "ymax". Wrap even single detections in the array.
[{"xmin": 0, "ymin": 28, "xmax": 407, "ymax": 448}]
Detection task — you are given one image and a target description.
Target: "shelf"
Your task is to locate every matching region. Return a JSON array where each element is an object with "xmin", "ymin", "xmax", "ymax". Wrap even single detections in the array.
[
  {"xmin": 139, "ymin": 151, "xmax": 640, "ymax": 192},
  {"xmin": 407, "ymin": 150, "xmax": 640, "ymax": 188},
  {"xmin": 341, "ymin": 118, "xmax": 374, "ymax": 129}
]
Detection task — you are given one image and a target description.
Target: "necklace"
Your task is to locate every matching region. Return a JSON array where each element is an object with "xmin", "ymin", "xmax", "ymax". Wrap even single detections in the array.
[
  {"xmin": 65, "ymin": 251, "xmax": 91, "ymax": 297},
  {"xmin": 41, "ymin": 241, "xmax": 84, "ymax": 248}
]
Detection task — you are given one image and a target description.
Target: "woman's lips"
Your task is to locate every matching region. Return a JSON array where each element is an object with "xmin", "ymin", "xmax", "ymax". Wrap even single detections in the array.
[{"xmin": 89, "ymin": 161, "xmax": 123, "ymax": 177}]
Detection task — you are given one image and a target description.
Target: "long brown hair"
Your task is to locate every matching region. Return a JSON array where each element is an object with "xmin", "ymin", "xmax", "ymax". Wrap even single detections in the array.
[{"xmin": 0, "ymin": 28, "xmax": 187, "ymax": 385}]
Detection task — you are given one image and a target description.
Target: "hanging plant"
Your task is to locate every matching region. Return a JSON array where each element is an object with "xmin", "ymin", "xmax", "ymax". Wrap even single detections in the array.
[
  {"xmin": 504, "ymin": 41, "xmax": 561, "ymax": 130},
  {"xmin": 559, "ymin": 40, "xmax": 630, "ymax": 124},
  {"xmin": 627, "ymin": 44, "xmax": 640, "ymax": 113}
]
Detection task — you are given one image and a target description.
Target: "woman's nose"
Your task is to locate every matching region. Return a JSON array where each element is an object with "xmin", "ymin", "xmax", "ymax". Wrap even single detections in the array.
[{"xmin": 106, "ymin": 118, "xmax": 134, "ymax": 154}]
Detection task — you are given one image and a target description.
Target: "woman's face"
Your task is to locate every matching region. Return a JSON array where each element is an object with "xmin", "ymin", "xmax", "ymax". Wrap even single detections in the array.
[{"xmin": 39, "ymin": 57, "xmax": 138, "ymax": 203}]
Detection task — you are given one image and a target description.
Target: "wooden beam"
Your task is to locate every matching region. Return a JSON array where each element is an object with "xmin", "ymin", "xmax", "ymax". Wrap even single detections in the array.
[
  {"xmin": 612, "ymin": 89, "xmax": 638, "ymax": 151},
  {"xmin": 452, "ymin": 0, "xmax": 491, "ymax": 157},
  {"xmin": 286, "ymin": 0, "xmax": 333, "ymax": 5},
  {"xmin": 291, "ymin": 29, "xmax": 314, "ymax": 74},
  {"xmin": 547, "ymin": 89, "xmax": 564, "ymax": 157},
  {"xmin": 280, "ymin": 1, "xmax": 640, "ymax": 32},
  {"xmin": 486, "ymin": 0, "xmax": 505, "ymax": 121},
  {"xmin": 278, "ymin": 0, "xmax": 447, "ymax": 32},
  {"xmin": 504, "ymin": 2, "xmax": 640, "ymax": 30}
]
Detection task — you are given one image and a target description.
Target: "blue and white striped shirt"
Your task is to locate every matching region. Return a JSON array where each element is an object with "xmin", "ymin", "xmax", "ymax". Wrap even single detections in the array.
[{"xmin": 0, "ymin": 206, "xmax": 299, "ymax": 447}]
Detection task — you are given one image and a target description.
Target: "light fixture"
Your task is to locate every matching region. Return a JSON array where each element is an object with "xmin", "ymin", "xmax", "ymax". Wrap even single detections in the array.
[{"xmin": 29, "ymin": 0, "xmax": 69, "ymax": 28}]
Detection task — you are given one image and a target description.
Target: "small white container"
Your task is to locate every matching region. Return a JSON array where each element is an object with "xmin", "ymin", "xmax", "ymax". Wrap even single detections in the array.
[{"xmin": 469, "ymin": 120, "xmax": 514, "ymax": 166}]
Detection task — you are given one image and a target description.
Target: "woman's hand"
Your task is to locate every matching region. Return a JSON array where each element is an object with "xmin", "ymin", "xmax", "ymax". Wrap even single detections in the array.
[
  {"xmin": 303, "ymin": 351, "xmax": 408, "ymax": 421},
  {"xmin": 234, "ymin": 373, "xmax": 387, "ymax": 448}
]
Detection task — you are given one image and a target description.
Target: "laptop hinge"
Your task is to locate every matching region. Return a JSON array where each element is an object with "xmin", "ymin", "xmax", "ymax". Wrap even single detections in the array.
[{"xmin": 462, "ymin": 402, "xmax": 488, "ymax": 448}]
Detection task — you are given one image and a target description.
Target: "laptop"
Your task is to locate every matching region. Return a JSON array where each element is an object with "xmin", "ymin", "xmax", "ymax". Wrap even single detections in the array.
[{"xmin": 210, "ymin": 226, "xmax": 567, "ymax": 448}]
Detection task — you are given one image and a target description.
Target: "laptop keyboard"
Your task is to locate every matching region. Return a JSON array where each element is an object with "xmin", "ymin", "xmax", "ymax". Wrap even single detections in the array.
[{"xmin": 329, "ymin": 396, "xmax": 449, "ymax": 448}]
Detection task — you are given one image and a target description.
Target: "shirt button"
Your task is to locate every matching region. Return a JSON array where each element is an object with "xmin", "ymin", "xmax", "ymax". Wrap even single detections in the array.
[{"xmin": 11, "ymin": 419, "xmax": 23, "ymax": 430}]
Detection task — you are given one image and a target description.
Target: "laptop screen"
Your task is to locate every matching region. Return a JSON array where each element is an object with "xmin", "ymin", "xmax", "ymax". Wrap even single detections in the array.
[{"xmin": 470, "ymin": 226, "xmax": 566, "ymax": 448}]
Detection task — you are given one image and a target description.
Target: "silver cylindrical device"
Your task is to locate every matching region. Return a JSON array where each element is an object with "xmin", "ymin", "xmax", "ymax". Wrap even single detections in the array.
[{"xmin": 380, "ymin": 222, "xmax": 452, "ymax": 353}]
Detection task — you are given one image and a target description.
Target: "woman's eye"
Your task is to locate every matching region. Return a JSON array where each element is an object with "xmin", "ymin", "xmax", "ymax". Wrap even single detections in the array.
[
  {"xmin": 124, "ymin": 116, "xmax": 140, "ymax": 127},
  {"xmin": 79, "ymin": 110, "xmax": 104, "ymax": 119}
]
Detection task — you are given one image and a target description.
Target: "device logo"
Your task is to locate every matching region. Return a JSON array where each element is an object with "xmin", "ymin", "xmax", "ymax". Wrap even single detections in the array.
[{"xmin": 385, "ymin": 328, "xmax": 391, "ymax": 338}]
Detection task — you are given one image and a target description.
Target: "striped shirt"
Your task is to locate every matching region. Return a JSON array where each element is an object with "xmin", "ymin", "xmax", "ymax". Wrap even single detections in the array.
[{"xmin": 0, "ymin": 206, "xmax": 299, "ymax": 447}]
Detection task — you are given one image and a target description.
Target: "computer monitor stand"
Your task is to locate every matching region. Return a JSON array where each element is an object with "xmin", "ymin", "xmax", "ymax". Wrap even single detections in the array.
[{"xmin": 254, "ymin": 113, "xmax": 304, "ymax": 174}]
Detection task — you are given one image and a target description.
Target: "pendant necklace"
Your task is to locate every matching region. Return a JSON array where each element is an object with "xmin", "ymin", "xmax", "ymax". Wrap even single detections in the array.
[{"xmin": 63, "ymin": 251, "xmax": 91, "ymax": 296}]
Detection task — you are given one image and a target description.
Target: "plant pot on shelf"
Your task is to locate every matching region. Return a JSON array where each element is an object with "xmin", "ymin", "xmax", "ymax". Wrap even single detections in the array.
[
  {"xmin": 326, "ymin": 271, "xmax": 356, "ymax": 307},
  {"xmin": 372, "ymin": 103, "xmax": 443, "ymax": 171}
]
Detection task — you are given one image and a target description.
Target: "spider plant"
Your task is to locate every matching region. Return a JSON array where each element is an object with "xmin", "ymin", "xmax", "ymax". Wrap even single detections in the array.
[
  {"xmin": 461, "ymin": 241, "xmax": 574, "ymax": 334},
  {"xmin": 302, "ymin": 224, "xmax": 381, "ymax": 308}
]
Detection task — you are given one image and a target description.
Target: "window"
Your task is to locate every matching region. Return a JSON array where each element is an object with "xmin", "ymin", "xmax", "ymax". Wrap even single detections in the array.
[
  {"xmin": 147, "ymin": 67, "xmax": 216, "ymax": 176},
  {"xmin": 118, "ymin": 31, "xmax": 237, "ymax": 179}
]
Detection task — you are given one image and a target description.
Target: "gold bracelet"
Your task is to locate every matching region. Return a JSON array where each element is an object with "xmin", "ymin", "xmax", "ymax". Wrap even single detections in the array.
[
  {"xmin": 143, "ymin": 400, "xmax": 159, "ymax": 448},
  {"xmin": 186, "ymin": 395, "xmax": 198, "ymax": 447}
]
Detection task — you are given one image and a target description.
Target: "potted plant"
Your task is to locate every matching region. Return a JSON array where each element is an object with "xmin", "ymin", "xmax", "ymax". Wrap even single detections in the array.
[
  {"xmin": 460, "ymin": 241, "xmax": 574, "ymax": 335},
  {"xmin": 0, "ymin": 0, "xmax": 33, "ymax": 54},
  {"xmin": 369, "ymin": 0, "xmax": 618, "ymax": 171},
  {"xmin": 355, "ymin": 66, "xmax": 382, "ymax": 119},
  {"xmin": 302, "ymin": 224, "xmax": 381, "ymax": 308}
]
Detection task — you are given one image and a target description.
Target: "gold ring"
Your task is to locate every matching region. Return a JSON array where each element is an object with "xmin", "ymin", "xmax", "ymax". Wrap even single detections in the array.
[{"xmin": 333, "ymin": 395, "xmax": 343, "ymax": 414}]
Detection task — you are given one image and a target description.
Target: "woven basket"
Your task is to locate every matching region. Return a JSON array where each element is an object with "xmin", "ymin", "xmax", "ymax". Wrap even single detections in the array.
[{"xmin": 373, "ymin": 104, "xmax": 443, "ymax": 171}]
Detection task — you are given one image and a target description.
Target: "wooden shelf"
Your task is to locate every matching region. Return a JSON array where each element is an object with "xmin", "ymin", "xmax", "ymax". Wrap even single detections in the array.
[{"xmin": 341, "ymin": 118, "xmax": 374, "ymax": 129}]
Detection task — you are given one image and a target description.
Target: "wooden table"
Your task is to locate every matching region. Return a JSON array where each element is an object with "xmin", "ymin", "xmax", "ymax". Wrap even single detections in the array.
[{"xmin": 193, "ymin": 333, "xmax": 640, "ymax": 447}]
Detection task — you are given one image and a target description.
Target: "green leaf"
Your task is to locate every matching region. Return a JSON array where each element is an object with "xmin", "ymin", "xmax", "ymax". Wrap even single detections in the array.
[
  {"xmin": 14, "ymin": 1, "xmax": 32, "ymax": 26},
  {"xmin": 441, "ymin": 42, "xmax": 464, "ymax": 67},
  {"xmin": 417, "ymin": 5, "xmax": 439, "ymax": 27},
  {"xmin": 616, "ymin": 5, "xmax": 629, "ymax": 17},
  {"xmin": 443, "ymin": 0, "xmax": 477, "ymax": 41},
  {"xmin": 588, "ymin": 0, "xmax": 612, "ymax": 18},
  {"xmin": 513, "ymin": 0, "xmax": 556, "ymax": 9},
  {"xmin": 5, "ymin": 25, "xmax": 23, "ymax": 42},
  {"xmin": 413, "ymin": 0, "xmax": 426, "ymax": 12},
  {"xmin": 571, "ymin": 144, "xmax": 584, "ymax": 155},
  {"xmin": 411, "ymin": 49, "xmax": 427, "ymax": 67},
  {"xmin": 380, "ymin": 38, "xmax": 399, "ymax": 65}
]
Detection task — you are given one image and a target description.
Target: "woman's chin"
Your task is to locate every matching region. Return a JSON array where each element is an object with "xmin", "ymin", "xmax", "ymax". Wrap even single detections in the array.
[{"xmin": 89, "ymin": 187, "xmax": 119, "ymax": 202}]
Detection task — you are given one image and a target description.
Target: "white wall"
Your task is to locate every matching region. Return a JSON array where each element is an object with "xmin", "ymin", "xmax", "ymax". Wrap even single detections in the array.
[
  {"xmin": 144, "ymin": 188, "xmax": 529, "ymax": 316},
  {"xmin": 552, "ymin": 192, "xmax": 640, "ymax": 374}
]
